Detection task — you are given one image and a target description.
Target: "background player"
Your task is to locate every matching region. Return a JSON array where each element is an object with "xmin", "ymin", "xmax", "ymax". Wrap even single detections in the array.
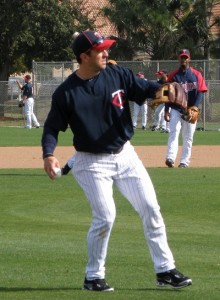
[
  {"xmin": 61, "ymin": 154, "xmax": 75, "ymax": 175},
  {"xmin": 16, "ymin": 75, "xmax": 40, "ymax": 129},
  {"xmin": 132, "ymin": 71, "xmax": 148, "ymax": 130},
  {"xmin": 42, "ymin": 31, "xmax": 192, "ymax": 292},
  {"xmin": 151, "ymin": 69, "xmax": 170, "ymax": 133},
  {"xmin": 164, "ymin": 49, "xmax": 208, "ymax": 168}
]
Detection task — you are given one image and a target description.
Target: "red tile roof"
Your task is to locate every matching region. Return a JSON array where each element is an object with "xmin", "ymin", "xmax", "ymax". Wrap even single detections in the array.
[
  {"xmin": 82, "ymin": 1, "xmax": 220, "ymax": 39},
  {"xmin": 210, "ymin": 2, "xmax": 220, "ymax": 36},
  {"xmin": 82, "ymin": 0, "xmax": 117, "ymax": 37}
]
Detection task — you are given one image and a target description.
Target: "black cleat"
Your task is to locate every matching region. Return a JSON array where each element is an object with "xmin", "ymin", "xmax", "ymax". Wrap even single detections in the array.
[
  {"xmin": 178, "ymin": 163, "xmax": 188, "ymax": 168},
  {"xmin": 61, "ymin": 163, "xmax": 71, "ymax": 175},
  {"xmin": 151, "ymin": 125, "xmax": 160, "ymax": 131},
  {"xmin": 165, "ymin": 159, "xmax": 174, "ymax": 168},
  {"xmin": 157, "ymin": 268, "xmax": 192, "ymax": 289},
  {"xmin": 83, "ymin": 278, "xmax": 114, "ymax": 292}
]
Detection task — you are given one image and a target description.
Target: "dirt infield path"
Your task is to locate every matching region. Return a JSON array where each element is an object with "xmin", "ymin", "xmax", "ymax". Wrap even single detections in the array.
[{"xmin": 0, "ymin": 145, "xmax": 220, "ymax": 168}]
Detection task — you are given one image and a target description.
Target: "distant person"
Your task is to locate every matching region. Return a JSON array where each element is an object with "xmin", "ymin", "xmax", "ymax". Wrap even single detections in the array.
[
  {"xmin": 165, "ymin": 49, "xmax": 208, "ymax": 168},
  {"xmin": 132, "ymin": 71, "xmax": 148, "ymax": 130},
  {"xmin": 61, "ymin": 154, "xmax": 75, "ymax": 175},
  {"xmin": 107, "ymin": 59, "xmax": 117, "ymax": 65},
  {"xmin": 16, "ymin": 75, "xmax": 40, "ymax": 129},
  {"xmin": 151, "ymin": 69, "xmax": 170, "ymax": 133}
]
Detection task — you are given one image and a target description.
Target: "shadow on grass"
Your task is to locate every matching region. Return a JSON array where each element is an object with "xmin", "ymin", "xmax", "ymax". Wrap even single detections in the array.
[
  {"xmin": 0, "ymin": 287, "xmax": 81, "ymax": 292},
  {"xmin": 0, "ymin": 174, "xmax": 45, "ymax": 177},
  {"xmin": 0, "ymin": 286, "xmax": 183, "ymax": 293}
]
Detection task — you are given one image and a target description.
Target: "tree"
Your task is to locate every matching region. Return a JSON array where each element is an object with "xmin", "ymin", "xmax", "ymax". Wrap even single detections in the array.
[
  {"xmin": 168, "ymin": 0, "xmax": 220, "ymax": 59},
  {"xmin": 102, "ymin": 0, "xmax": 220, "ymax": 60},
  {"xmin": 0, "ymin": 0, "xmax": 94, "ymax": 116},
  {"xmin": 102, "ymin": 0, "xmax": 188, "ymax": 60},
  {"xmin": 0, "ymin": 0, "xmax": 95, "ymax": 80}
]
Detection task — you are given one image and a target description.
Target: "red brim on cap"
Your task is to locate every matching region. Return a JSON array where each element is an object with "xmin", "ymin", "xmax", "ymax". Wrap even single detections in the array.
[
  {"xmin": 155, "ymin": 72, "xmax": 165, "ymax": 75},
  {"xmin": 178, "ymin": 53, "xmax": 190, "ymax": 59},
  {"xmin": 93, "ymin": 39, "xmax": 116, "ymax": 51}
]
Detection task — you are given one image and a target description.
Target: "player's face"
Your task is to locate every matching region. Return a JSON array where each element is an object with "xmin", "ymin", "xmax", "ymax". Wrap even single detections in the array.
[
  {"xmin": 88, "ymin": 49, "xmax": 109, "ymax": 71},
  {"xmin": 179, "ymin": 55, "xmax": 190, "ymax": 69}
]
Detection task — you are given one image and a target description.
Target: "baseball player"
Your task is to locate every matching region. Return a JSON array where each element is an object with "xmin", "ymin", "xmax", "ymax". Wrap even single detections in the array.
[
  {"xmin": 61, "ymin": 154, "xmax": 75, "ymax": 175},
  {"xmin": 164, "ymin": 49, "xmax": 208, "ymax": 168},
  {"xmin": 132, "ymin": 71, "xmax": 148, "ymax": 130},
  {"xmin": 151, "ymin": 70, "xmax": 170, "ymax": 133},
  {"xmin": 16, "ymin": 75, "xmax": 40, "ymax": 129},
  {"xmin": 42, "ymin": 31, "xmax": 192, "ymax": 292},
  {"xmin": 61, "ymin": 60, "xmax": 117, "ymax": 176}
]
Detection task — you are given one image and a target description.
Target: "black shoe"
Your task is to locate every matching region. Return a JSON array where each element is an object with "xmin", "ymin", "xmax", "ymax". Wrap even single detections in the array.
[
  {"xmin": 178, "ymin": 163, "xmax": 188, "ymax": 168},
  {"xmin": 151, "ymin": 125, "xmax": 159, "ymax": 131},
  {"xmin": 160, "ymin": 128, "xmax": 169, "ymax": 133},
  {"xmin": 61, "ymin": 164, "xmax": 71, "ymax": 175},
  {"xmin": 165, "ymin": 159, "xmax": 174, "ymax": 168},
  {"xmin": 83, "ymin": 278, "xmax": 114, "ymax": 292},
  {"xmin": 156, "ymin": 268, "xmax": 192, "ymax": 289}
]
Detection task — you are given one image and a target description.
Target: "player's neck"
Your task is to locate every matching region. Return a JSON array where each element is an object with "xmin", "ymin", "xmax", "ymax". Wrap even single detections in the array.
[
  {"xmin": 180, "ymin": 65, "xmax": 190, "ymax": 72},
  {"xmin": 76, "ymin": 67, "xmax": 100, "ymax": 81}
]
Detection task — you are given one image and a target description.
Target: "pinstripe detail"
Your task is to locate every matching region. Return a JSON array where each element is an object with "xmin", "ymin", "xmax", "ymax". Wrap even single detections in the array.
[{"xmin": 73, "ymin": 141, "xmax": 175, "ymax": 277}]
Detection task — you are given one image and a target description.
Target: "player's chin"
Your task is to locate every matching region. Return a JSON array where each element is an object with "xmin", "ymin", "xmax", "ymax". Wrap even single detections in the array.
[{"xmin": 100, "ymin": 61, "xmax": 107, "ymax": 69}]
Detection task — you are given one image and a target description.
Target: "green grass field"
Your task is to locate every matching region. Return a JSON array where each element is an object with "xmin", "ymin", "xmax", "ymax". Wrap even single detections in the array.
[
  {"xmin": 0, "ymin": 126, "xmax": 220, "ymax": 146},
  {"xmin": 0, "ymin": 127, "xmax": 220, "ymax": 299}
]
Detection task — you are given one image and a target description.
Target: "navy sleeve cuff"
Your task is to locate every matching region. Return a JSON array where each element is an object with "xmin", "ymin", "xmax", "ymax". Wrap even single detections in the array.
[
  {"xmin": 41, "ymin": 126, "xmax": 58, "ymax": 159},
  {"xmin": 43, "ymin": 153, "xmax": 54, "ymax": 159}
]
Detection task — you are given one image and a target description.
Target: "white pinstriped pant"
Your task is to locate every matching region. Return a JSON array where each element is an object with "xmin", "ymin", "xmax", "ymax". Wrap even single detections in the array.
[
  {"xmin": 132, "ymin": 102, "xmax": 148, "ymax": 127},
  {"xmin": 166, "ymin": 109, "xmax": 197, "ymax": 166},
  {"xmin": 72, "ymin": 141, "xmax": 175, "ymax": 279},
  {"xmin": 154, "ymin": 104, "xmax": 166, "ymax": 129},
  {"xmin": 24, "ymin": 97, "xmax": 40, "ymax": 129}
]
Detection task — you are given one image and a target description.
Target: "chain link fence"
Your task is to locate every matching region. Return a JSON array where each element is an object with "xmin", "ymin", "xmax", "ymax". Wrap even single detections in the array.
[{"xmin": 0, "ymin": 60, "xmax": 220, "ymax": 130}]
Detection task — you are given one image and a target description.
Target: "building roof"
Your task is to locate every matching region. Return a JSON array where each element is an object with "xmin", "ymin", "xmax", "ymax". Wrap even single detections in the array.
[
  {"xmin": 82, "ymin": 0, "xmax": 117, "ymax": 37},
  {"xmin": 210, "ymin": 2, "xmax": 220, "ymax": 37}
]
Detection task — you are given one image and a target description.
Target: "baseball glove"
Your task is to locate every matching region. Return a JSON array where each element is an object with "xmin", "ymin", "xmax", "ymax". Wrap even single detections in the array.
[
  {"xmin": 182, "ymin": 106, "xmax": 200, "ymax": 123},
  {"xmin": 18, "ymin": 101, "xmax": 24, "ymax": 108},
  {"xmin": 150, "ymin": 82, "xmax": 187, "ymax": 110}
]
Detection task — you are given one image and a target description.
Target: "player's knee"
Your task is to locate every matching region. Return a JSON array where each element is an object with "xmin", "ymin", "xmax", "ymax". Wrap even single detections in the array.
[{"xmin": 100, "ymin": 211, "xmax": 116, "ymax": 229}]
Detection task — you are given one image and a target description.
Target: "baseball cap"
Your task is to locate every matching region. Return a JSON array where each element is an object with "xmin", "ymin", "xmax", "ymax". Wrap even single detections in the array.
[
  {"xmin": 72, "ymin": 31, "xmax": 116, "ymax": 58},
  {"xmin": 155, "ymin": 69, "xmax": 168, "ymax": 76},
  {"xmin": 178, "ymin": 49, "xmax": 190, "ymax": 58},
  {"xmin": 136, "ymin": 71, "xmax": 144, "ymax": 76},
  {"xmin": 24, "ymin": 74, "xmax": 31, "ymax": 80}
]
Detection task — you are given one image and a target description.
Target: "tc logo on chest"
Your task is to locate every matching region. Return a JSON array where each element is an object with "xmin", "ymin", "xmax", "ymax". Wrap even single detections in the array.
[{"xmin": 112, "ymin": 89, "xmax": 125, "ymax": 109}]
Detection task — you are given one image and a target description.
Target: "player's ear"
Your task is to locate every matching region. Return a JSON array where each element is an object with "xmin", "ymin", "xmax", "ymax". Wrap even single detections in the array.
[
  {"xmin": 80, "ymin": 51, "xmax": 91, "ymax": 62},
  {"xmin": 80, "ymin": 53, "xmax": 86, "ymax": 61}
]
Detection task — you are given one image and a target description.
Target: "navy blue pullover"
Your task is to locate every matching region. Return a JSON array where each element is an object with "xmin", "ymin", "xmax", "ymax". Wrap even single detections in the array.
[
  {"xmin": 22, "ymin": 82, "xmax": 33, "ymax": 98},
  {"xmin": 42, "ymin": 65, "xmax": 160, "ymax": 157},
  {"xmin": 165, "ymin": 67, "xmax": 207, "ymax": 113}
]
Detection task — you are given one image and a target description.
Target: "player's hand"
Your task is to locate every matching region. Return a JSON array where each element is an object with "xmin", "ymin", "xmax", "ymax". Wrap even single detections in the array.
[
  {"xmin": 164, "ymin": 111, "xmax": 171, "ymax": 122},
  {"xmin": 44, "ymin": 156, "xmax": 60, "ymax": 180}
]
